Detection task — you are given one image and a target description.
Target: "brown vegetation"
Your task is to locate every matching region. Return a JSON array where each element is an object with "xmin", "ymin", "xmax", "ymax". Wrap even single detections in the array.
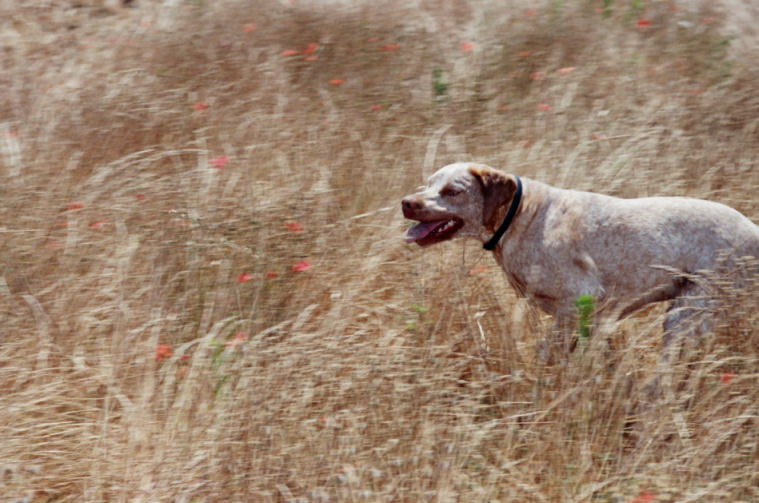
[{"xmin": 1, "ymin": 0, "xmax": 759, "ymax": 501}]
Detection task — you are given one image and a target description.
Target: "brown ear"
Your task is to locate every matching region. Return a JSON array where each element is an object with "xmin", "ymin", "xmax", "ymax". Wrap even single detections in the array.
[{"xmin": 469, "ymin": 165, "xmax": 517, "ymax": 231}]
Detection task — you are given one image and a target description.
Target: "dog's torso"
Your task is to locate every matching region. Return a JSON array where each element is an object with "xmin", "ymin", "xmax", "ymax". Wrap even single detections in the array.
[{"xmin": 495, "ymin": 178, "xmax": 759, "ymax": 317}]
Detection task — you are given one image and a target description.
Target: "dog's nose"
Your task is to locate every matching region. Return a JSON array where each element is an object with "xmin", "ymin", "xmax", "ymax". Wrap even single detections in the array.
[{"xmin": 402, "ymin": 196, "xmax": 421, "ymax": 217}]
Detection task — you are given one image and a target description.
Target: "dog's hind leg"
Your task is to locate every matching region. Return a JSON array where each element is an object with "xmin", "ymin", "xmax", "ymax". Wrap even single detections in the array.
[
  {"xmin": 629, "ymin": 279, "xmax": 715, "ymax": 447},
  {"xmin": 645, "ymin": 278, "xmax": 715, "ymax": 401}
]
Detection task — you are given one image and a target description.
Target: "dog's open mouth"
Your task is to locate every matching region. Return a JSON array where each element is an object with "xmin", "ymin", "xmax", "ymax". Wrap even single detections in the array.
[{"xmin": 404, "ymin": 217, "xmax": 463, "ymax": 247}]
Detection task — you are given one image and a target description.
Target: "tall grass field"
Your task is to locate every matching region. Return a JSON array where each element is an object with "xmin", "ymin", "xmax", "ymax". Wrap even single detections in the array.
[{"xmin": 2, "ymin": 0, "xmax": 759, "ymax": 501}]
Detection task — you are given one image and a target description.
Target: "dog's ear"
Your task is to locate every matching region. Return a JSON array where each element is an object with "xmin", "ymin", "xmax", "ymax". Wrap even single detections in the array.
[{"xmin": 469, "ymin": 165, "xmax": 517, "ymax": 230}]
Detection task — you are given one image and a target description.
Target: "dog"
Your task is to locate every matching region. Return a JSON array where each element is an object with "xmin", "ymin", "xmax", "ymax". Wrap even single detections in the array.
[{"xmin": 402, "ymin": 162, "xmax": 759, "ymax": 359}]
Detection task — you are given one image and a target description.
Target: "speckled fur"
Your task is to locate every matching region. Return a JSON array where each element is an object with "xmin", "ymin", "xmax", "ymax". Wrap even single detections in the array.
[{"xmin": 402, "ymin": 162, "xmax": 759, "ymax": 356}]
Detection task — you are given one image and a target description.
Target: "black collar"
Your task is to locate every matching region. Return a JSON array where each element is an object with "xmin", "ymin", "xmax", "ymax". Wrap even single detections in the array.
[{"xmin": 483, "ymin": 175, "xmax": 522, "ymax": 251}]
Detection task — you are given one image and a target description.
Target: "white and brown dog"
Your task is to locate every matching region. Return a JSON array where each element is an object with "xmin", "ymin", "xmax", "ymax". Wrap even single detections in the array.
[{"xmin": 402, "ymin": 162, "xmax": 759, "ymax": 358}]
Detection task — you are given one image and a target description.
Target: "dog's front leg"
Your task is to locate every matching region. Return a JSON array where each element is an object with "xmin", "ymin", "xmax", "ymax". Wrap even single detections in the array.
[{"xmin": 539, "ymin": 310, "xmax": 577, "ymax": 364}]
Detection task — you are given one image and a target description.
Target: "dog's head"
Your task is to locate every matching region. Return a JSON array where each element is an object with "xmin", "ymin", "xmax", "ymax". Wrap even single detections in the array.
[{"xmin": 401, "ymin": 163, "xmax": 519, "ymax": 247}]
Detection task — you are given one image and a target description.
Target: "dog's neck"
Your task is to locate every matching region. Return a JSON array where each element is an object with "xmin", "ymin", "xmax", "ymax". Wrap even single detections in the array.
[{"xmin": 483, "ymin": 176, "xmax": 523, "ymax": 251}]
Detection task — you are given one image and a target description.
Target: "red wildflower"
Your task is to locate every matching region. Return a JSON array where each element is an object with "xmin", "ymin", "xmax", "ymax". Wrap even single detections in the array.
[
  {"xmin": 636, "ymin": 18, "xmax": 651, "ymax": 28},
  {"xmin": 629, "ymin": 490, "xmax": 656, "ymax": 503},
  {"xmin": 237, "ymin": 272, "xmax": 254, "ymax": 283},
  {"xmin": 225, "ymin": 332, "xmax": 248, "ymax": 348},
  {"xmin": 193, "ymin": 101, "xmax": 209, "ymax": 111},
  {"xmin": 155, "ymin": 344, "xmax": 172, "ymax": 362},
  {"xmin": 292, "ymin": 260, "xmax": 311, "ymax": 272},
  {"xmin": 370, "ymin": 105, "xmax": 382, "ymax": 111},
  {"xmin": 720, "ymin": 372, "xmax": 735, "ymax": 384},
  {"xmin": 88, "ymin": 220, "xmax": 109, "ymax": 229},
  {"xmin": 286, "ymin": 221, "xmax": 303, "ymax": 232},
  {"xmin": 282, "ymin": 49, "xmax": 300, "ymax": 57},
  {"xmin": 67, "ymin": 202, "xmax": 85, "ymax": 211},
  {"xmin": 302, "ymin": 42, "xmax": 318, "ymax": 54},
  {"xmin": 329, "ymin": 79, "xmax": 344, "ymax": 86},
  {"xmin": 460, "ymin": 41, "xmax": 475, "ymax": 52},
  {"xmin": 210, "ymin": 155, "xmax": 229, "ymax": 169}
]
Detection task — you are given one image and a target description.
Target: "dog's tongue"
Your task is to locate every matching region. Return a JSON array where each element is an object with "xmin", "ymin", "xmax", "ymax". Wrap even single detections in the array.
[{"xmin": 404, "ymin": 221, "xmax": 442, "ymax": 243}]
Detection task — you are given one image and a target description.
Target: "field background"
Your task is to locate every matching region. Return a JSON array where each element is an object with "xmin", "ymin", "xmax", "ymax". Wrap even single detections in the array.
[{"xmin": 2, "ymin": 0, "xmax": 759, "ymax": 501}]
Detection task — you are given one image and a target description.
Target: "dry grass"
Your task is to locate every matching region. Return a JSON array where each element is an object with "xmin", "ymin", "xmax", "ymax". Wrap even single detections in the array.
[{"xmin": 2, "ymin": 0, "xmax": 759, "ymax": 501}]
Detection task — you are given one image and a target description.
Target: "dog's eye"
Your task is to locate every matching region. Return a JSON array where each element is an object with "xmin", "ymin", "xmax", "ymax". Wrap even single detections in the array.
[{"xmin": 441, "ymin": 187, "xmax": 461, "ymax": 197}]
